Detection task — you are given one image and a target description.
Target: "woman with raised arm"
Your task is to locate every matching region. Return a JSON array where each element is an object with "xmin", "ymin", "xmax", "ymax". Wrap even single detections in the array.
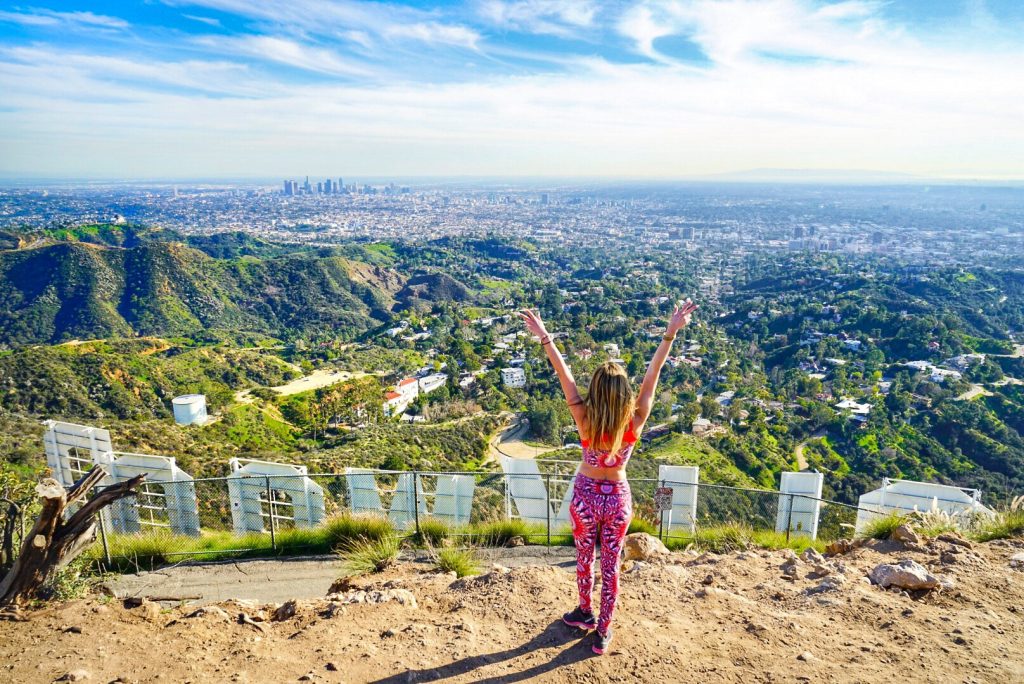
[{"xmin": 520, "ymin": 299, "xmax": 698, "ymax": 655}]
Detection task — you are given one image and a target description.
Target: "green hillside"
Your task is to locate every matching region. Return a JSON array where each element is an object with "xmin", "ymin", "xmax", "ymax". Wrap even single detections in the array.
[{"xmin": 0, "ymin": 240, "xmax": 403, "ymax": 346}]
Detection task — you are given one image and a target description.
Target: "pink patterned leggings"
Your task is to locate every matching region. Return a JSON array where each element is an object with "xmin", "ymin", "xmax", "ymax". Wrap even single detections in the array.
[{"xmin": 569, "ymin": 474, "xmax": 632, "ymax": 635}]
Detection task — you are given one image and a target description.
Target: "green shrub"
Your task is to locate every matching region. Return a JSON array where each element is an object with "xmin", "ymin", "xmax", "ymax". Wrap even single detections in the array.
[
  {"xmin": 322, "ymin": 513, "xmax": 394, "ymax": 549},
  {"xmin": 415, "ymin": 518, "xmax": 451, "ymax": 547},
  {"xmin": 338, "ymin": 534, "xmax": 401, "ymax": 576},
  {"xmin": 661, "ymin": 524, "xmax": 826, "ymax": 554},
  {"xmin": 467, "ymin": 519, "xmax": 539, "ymax": 546},
  {"xmin": 857, "ymin": 512, "xmax": 909, "ymax": 540},
  {"xmin": 974, "ymin": 509, "xmax": 1024, "ymax": 542},
  {"xmin": 38, "ymin": 558, "xmax": 96, "ymax": 602},
  {"xmin": 749, "ymin": 529, "xmax": 825, "ymax": 553},
  {"xmin": 434, "ymin": 547, "xmax": 480, "ymax": 578},
  {"xmin": 911, "ymin": 510, "xmax": 962, "ymax": 539},
  {"xmin": 691, "ymin": 523, "xmax": 751, "ymax": 553},
  {"xmin": 628, "ymin": 517, "xmax": 659, "ymax": 536}
]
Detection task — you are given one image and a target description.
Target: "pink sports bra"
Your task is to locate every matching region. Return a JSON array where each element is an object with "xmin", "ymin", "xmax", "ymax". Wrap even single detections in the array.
[{"xmin": 580, "ymin": 422, "xmax": 638, "ymax": 468}]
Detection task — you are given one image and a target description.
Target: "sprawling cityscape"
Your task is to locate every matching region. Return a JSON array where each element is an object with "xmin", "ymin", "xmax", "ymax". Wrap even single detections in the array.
[{"xmin": 2, "ymin": 180, "xmax": 1020, "ymax": 264}]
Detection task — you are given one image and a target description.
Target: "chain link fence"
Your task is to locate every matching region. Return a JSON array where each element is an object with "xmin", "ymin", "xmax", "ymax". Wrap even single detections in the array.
[{"xmin": 79, "ymin": 468, "xmax": 863, "ymax": 571}]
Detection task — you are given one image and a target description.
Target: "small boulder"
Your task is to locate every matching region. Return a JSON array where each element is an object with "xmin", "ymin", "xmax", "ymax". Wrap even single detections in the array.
[
  {"xmin": 138, "ymin": 600, "xmax": 162, "ymax": 621},
  {"xmin": 273, "ymin": 600, "xmax": 298, "ymax": 622},
  {"xmin": 56, "ymin": 671, "xmax": 91, "ymax": 682},
  {"xmin": 801, "ymin": 548, "xmax": 825, "ymax": 565},
  {"xmin": 1009, "ymin": 552, "xmax": 1024, "ymax": 570},
  {"xmin": 869, "ymin": 560, "xmax": 940, "ymax": 591},
  {"xmin": 825, "ymin": 539, "xmax": 857, "ymax": 555},
  {"xmin": 622, "ymin": 533, "xmax": 669, "ymax": 562},
  {"xmin": 384, "ymin": 588, "xmax": 418, "ymax": 609},
  {"xmin": 891, "ymin": 524, "xmax": 920, "ymax": 545},
  {"xmin": 806, "ymin": 575, "xmax": 846, "ymax": 594},
  {"xmin": 187, "ymin": 606, "xmax": 230, "ymax": 621}
]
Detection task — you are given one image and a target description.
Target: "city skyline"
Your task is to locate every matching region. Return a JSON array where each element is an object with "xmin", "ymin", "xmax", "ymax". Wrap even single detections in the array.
[{"xmin": 1, "ymin": 1, "xmax": 1023, "ymax": 180}]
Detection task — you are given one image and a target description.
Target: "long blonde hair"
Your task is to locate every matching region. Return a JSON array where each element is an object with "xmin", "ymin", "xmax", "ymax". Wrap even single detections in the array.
[{"xmin": 585, "ymin": 362, "xmax": 636, "ymax": 464}]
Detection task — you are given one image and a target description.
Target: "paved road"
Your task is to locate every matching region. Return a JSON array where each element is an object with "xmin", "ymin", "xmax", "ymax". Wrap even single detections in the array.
[
  {"xmin": 105, "ymin": 547, "xmax": 577, "ymax": 606},
  {"xmin": 488, "ymin": 417, "xmax": 561, "ymax": 462},
  {"xmin": 957, "ymin": 384, "xmax": 994, "ymax": 401}
]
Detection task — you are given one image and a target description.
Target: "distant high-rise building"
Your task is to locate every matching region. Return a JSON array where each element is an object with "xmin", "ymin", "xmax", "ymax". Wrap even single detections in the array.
[
  {"xmin": 283, "ymin": 180, "xmax": 292, "ymax": 196},
  {"xmin": 681, "ymin": 226, "xmax": 695, "ymax": 240},
  {"xmin": 303, "ymin": 176, "xmax": 312, "ymax": 193},
  {"xmin": 338, "ymin": 178, "xmax": 344, "ymax": 192},
  {"xmin": 540, "ymin": 193, "xmax": 549, "ymax": 205},
  {"xmin": 793, "ymin": 225, "xmax": 805, "ymax": 239},
  {"xmin": 317, "ymin": 182, "xmax": 323, "ymax": 194}
]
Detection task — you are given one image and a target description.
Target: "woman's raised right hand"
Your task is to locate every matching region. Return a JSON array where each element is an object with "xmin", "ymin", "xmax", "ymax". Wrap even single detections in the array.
[{"xmin": 667, "ymin": 299, "xmax": 698, "ymax": 335}]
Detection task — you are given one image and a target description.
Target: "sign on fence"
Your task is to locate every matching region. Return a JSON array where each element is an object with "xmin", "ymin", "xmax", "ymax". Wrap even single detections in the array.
[{"xmin": 654, "ymin": 487, "xmax": 674, "ymax": 512}]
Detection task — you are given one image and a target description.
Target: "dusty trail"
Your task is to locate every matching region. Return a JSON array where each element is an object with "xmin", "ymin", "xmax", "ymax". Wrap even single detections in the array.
[
  {"xmin": 793, "ymin": 429, "xmax": 827, "ymax": 471},
  {"xmin": 4, "ymin": 537, "xmax": 1023, "ymax": 683},
  {"xmin": 235, "ymin": 369, "xmax": 376, "ymax": 404}
]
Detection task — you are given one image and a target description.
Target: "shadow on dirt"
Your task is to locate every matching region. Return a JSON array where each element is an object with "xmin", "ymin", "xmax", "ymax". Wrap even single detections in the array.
[{"xmin": 370, "ymin": 619, "xmax": 597, "ymax": 683}]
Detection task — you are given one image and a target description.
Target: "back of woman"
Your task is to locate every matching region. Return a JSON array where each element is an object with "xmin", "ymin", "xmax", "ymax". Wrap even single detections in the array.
[{"xmin": 520, "ymin": 299, "xmax": 697, "ymax": 655}]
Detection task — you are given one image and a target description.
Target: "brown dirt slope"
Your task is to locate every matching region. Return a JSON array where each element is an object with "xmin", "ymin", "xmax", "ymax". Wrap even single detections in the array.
[{"xmin": 2, "ymin": 538, "xmax": 1023, "ymax": 683}]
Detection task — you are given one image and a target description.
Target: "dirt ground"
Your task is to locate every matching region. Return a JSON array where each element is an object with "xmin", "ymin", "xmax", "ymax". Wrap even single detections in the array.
[{"xmin": 2, "ymin": 537, "xmax": 1023, "ymax": 683}]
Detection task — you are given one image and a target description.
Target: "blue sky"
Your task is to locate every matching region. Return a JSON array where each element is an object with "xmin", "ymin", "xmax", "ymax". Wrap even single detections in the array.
[{"xmin": 0, "ymin": 1, "xmax": 1022, "ymax": 179}]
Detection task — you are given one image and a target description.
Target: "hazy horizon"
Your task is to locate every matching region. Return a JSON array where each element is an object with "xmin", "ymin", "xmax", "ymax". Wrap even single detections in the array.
[{"xmin": 2, "ymin": 1, "xmax": 1024, "ymax": 179}]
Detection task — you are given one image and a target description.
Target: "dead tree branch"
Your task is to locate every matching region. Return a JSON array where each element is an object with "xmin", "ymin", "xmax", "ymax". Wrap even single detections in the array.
[{"xmin": 0, "ymin": 467, "xmax": 144, "ymax": 612}]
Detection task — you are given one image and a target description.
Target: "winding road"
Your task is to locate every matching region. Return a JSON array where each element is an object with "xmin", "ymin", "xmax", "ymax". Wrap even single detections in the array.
[
  {"xmin": 487, "ymin": 415, "xmax": 561, "ymax": 463},
  {"xmin": 793, "ymin": 429, "xmax": 828, "ymax": 471}
]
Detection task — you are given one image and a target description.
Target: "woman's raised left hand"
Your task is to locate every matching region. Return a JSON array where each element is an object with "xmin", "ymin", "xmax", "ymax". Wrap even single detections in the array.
[{"xmin": 519, "ymin": 308, "xmax": 550, "ymax": 341}]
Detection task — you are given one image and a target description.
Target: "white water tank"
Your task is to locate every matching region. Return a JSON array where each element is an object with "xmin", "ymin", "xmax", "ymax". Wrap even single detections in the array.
[{"xmin": 172, "ymin": 394, "xmax": 208, "ymax": 425}]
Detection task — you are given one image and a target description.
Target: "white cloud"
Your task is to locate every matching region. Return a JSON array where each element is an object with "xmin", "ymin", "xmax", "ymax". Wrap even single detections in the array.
[
  {"xmin": 384, "ymin": 22, "xmax": 480, "ymax": 49},
  {"xmin": 616, "ymin": 5, "xmax": 674, "ymax": 60},
  {"xmin": 193, "ymin": 35, "xmax": 375, "ymax": 77},
  {"xmin": 183, "ymin": 14, "xmax": 223, "ymax": 27},
  {"xmin": 0, "ymin": 1, "xmax": 1022, "ymax": 178},
  {"xmin": 0, "ymin": 8, "xmax": 129, "ymax": 30},
  {"xmin": 165, "ymin": 0, "xmax": 481, "ymax": 49},
  {"xmin": 478, "ymin": 0, "xmax": 598, "ymax": 36}
]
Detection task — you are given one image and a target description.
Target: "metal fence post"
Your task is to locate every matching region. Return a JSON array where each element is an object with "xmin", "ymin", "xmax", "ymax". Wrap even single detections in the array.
[
  {"xmin": 412, "ymin": 471, "xmax": 421, "ymax": 537},
  {"xmin": 265, "ymin": 475, "xmax": 276, "ymax": 550},
  {"xmin": 658, "ymin": 479, "xmax": 665, "ymax": 542},
  {"xmin": 504, "ymin": 473, "xmax": 511, "ymax": 521},
  {"xmin": 545, "ymin": 473, "xmax": 551, "ymax": 546},
  {"xmin": 785, "ymin": 493, "xmax": 795, "ymax": 543}
]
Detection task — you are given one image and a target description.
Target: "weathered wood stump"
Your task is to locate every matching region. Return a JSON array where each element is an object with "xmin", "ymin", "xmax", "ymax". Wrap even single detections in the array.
[{"xmin": 0, "ymin": 467, "xmax": 144, "ymax": 615}]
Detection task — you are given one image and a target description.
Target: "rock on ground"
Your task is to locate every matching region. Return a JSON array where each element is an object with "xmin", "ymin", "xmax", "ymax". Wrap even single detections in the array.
[
  {"xmin": 890, "ymin": 524, "xmax": 920, "ymax": 544},
  {"xmin": 623, "ymin": 533, "xmax": 669, "ymax": 561},
  {"xmin": 869, "ymin": 559, "xmax": 940, "ymax": 590}
]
